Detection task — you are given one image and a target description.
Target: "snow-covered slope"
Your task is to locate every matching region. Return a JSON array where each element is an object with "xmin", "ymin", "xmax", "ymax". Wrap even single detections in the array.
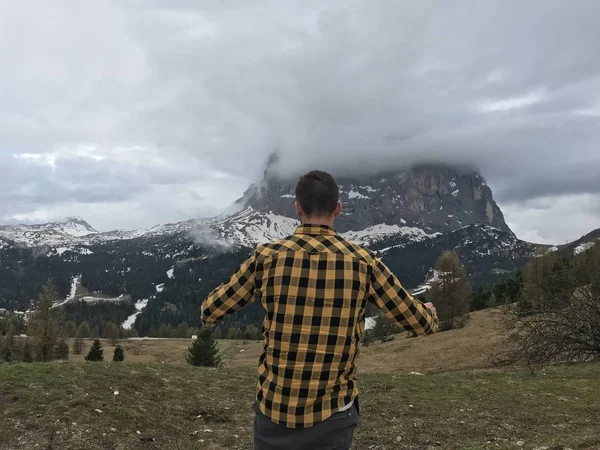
[
  {"xmin": 411, "ymin": 270, "xmax": 444, "ymax": 296},
  {"xmin": 201, "ymin": 207, "xmax": 299, "ymax": 247},
  {"xmin": 122, "ymin": 298, "xmax": 149, "ymax": 330},
  {"xmin": 342, "ymin": 224, "xmax": 441, "ymax": 247},
  {"xmin": 0, "ymin": 217, "xmax": 97, "ymax": 246},
  {"xmin": 0, "ymin": 209, "xmax": 510, "ymax": 253},
  {"xmin": 574, "ymin": 241, "xmax": 595, "ymax": 255}
]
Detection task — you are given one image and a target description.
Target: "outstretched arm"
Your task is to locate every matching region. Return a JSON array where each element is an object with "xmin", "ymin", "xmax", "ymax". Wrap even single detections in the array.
[
  {"xmin": 368, "ymin": 258, "xmax": 438, "ymax": 335},
  {"xmin": 201, "ymin": 252, "xmax": 256, "ymax": 327}
]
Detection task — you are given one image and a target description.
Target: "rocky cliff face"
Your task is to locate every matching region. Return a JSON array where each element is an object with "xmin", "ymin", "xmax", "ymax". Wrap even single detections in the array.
[{"xmin": 237, "ymin": 159, "xmax": 512, "ymax": 235}]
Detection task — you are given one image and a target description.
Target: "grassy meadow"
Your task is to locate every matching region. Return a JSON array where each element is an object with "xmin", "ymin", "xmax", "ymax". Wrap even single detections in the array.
[{"xmin": 1, "ymin": 310, "xmax": 599, "ymax": 450}]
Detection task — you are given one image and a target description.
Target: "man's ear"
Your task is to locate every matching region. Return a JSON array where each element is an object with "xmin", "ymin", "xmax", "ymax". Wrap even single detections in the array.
[
  {"xmin": 295, "ymin": 201, "xmax": 304, "ymax": 220},
  {"xmin": 333, "ymin": 201, "xmax": 342, "ymax": 218}
]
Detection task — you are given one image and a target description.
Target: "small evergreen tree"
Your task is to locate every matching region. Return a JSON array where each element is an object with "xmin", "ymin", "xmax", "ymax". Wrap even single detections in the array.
[
  {"xmin": 54, "ymin": 339, "xmax": 70, "ymax": 360},
  {"xmin": 113, "ymin": 345, "xmax": 125, "ymax": 362},
  {"xmin": 187, "ymin": 329, "xmax": 221, "ymax": 367},
  {"xmin": 213, "ymin": 327, "xmax": 222, "ymax": 340},
  {"xmin": 85, "ymin": 339, "xmax": 104, "ymax": 362}
]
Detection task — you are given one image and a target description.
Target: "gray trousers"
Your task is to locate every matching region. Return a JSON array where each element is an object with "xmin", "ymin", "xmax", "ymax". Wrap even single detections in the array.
[{"xmin": 253, "ymin": 401, "xmax": 359, "ymax": 450}]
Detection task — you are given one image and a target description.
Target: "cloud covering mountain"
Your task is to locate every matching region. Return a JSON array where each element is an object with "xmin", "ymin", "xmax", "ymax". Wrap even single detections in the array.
[{"xmin": 1, "ymin": 0, "xmax": 599, "ymax": 243}]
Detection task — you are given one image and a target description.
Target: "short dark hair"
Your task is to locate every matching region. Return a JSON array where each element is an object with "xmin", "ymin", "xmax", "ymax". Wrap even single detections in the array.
[{"xmin": 295, "ymin": 170, "xmax": 339, "ymax": 217}]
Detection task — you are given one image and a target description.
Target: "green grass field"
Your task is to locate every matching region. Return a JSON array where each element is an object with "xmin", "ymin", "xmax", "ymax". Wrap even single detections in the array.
[{"xmin": 1, "ymin": 361, "xmax": 599, "ymax": 450}]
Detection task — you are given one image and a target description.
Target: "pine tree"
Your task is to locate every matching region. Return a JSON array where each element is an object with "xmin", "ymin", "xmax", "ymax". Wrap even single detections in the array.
[
  {"xmin": 113, "ymin": 345, "xmax": 125, "ymax": 362},
  {"xmin": 85, "ymin": 339, "xmax": 104, "ymax": 362},
  {"xmin": 73, "ymin": 338, "xmax": 84, "ymax": 355},
  {"xmin": 430, "ymin": 251, "xmax": 470, "ymax": 330},
  {"xmin": 186, "ymin": 329, "xmax": 221, "ymax": 367},
  {"xmin": 54, "ymin": 339, "xmax": 70, "ymax": 360},
  {"xmin": 470, "ymin": 287, "xmax": 491, "ymax": 311},
  {"xmin": 29, "ymin": 281, "xmax": 62, "ymax": 361}
]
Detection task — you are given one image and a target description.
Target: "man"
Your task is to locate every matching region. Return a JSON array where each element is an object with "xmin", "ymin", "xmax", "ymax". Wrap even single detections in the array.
[{"xmin": 201, "ymin": 170, "xmax": 438, "ymax": 450}]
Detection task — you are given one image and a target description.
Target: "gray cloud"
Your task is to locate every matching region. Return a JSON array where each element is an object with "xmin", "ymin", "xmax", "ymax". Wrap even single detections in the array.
[{"xmin": 1, "ymin": 0, "xmax": 599, "ymax": 242}]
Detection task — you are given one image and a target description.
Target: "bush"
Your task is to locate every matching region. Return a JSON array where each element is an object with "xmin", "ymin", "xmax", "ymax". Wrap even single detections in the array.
[
  {"xmin": 497, "ymin": 244, "xmax": 600, "ymax": 369},
  {"xmin": 187, "ymin": 329, "xmax": 221, "ymax": 367},
  {"xmin": 113, "ymin": 345, "xmax": 125, "ymax": 362},
  {"xmin": 85, "ymin": 339, "xmax": 104, "ymax": 362}
]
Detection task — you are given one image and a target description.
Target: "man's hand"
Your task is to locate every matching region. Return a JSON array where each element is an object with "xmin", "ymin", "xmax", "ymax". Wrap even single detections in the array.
[{"xmin": 424, "ymin": 302, "xmax": 437, "ymax": 318}]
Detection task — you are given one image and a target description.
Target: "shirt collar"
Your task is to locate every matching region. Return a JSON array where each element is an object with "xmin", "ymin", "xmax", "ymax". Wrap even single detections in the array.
[{"xmin": 294, "ymin": 224, "xmax": 337, "ymax": 237}]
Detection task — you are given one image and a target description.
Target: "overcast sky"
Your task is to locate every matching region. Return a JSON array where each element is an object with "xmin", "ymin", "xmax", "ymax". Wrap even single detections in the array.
[{"xmin": 1, "ymin": 1, "xmax": 599, "ymax": 244}]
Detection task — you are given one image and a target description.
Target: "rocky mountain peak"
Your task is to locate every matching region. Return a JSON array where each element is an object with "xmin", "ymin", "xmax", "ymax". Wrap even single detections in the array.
[{"xmin": 236, "ymin": 161, "xmax": 512, "ymax": 235}]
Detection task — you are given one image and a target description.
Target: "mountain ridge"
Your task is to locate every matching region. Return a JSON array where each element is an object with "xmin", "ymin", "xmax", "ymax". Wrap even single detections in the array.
[
  {"xmin": 237, "ymin": 161, "xmax": 512, "ymax": 235},
  {"xmin": 1, "ymin": 160, "xmax": 599, "ymax": 337}
]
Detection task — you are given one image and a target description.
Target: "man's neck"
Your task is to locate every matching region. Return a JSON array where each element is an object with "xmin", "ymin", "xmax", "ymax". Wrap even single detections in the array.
[{"xmin": 301, "ymin": 218, "xmax": 335, "ymax": 228}]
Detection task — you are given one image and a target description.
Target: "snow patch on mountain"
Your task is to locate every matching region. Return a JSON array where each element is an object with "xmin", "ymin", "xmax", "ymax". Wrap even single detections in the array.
[
  {"xmin": 81, "ymin": 295, "xmax": 127, "ymax": 304},
  {"xmin": 201, "ymin": 207, "xmax": 299, "ymax": 248},
  {"xmin": 360, "ymin": 186, "xmax": 378, "ymax": 193},
  {"xmin": 574, "ymin": 241, "xmax": 595, "ymax": 255},
  {"xmin": 122, "ymin": 298, "xmax": 149, "ymax": 330},
  {"xmin": 343, "ymin": 224, "xmax": 441, "ymax": 247},
  {"xmin": 412, "ymin": 270, "xmax": 444, "ymax": 296},
  {"xmin": 51, "ymin": 275, "xmax": 80, "ymax": 309},
  {"xmin": 347, "ymin": 189, "xmax": 369, "ymax": 200}
]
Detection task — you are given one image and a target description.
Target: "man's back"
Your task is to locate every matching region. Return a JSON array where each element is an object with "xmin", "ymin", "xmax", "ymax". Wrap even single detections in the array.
[{"xmin": 201, "ymin": 223, "xmax": 438, "ymax": 428}]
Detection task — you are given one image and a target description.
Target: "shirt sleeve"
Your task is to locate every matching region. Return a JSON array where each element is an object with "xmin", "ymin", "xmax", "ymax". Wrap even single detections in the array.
[
  {"xmin": 201, "ymin": 251, "xmax": 257, "ymax": 327},
  {"xmin": 368, "ymin": 257, "xmax": 438, "ymax": 335}
]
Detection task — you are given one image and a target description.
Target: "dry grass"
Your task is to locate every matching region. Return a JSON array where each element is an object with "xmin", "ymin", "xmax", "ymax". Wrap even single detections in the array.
[
  {"xmin": 68, "ymin": 339, "xmax": 242, "ymax": 364},
  {"xmin": 358, "ymin": 309, "xmax": 507, "ymax": 373},
  {"xmin": 68, "ymin": 309, "xmax": 507, "ymax": 373}
]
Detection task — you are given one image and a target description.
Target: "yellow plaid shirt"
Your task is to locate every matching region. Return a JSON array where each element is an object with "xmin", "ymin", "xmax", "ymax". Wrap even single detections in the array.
[{"xmin": 201, "ymin": 224, "xmax": 438, "ymax": 428}]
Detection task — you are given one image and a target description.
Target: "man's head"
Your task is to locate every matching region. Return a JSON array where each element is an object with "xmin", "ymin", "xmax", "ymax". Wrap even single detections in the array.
[{"xmin": 294, "ymin": 170, "xmax": 342, "ymax": 226}]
